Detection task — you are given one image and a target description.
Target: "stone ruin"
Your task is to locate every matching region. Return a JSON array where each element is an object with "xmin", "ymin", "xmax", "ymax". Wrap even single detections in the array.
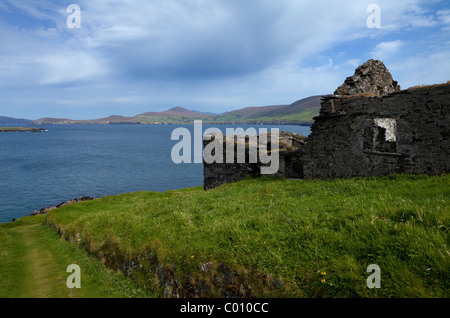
[
  {"xmin": 203, "ymin": 60, "xmax": 450, "ymax": 190},
  {"xmin": 334, "ymin": 59, "xmax": 401, "ymax": 97},
  {"xmin": 203, "ymin": 132, "xmax": 306, "ymax": 190}
]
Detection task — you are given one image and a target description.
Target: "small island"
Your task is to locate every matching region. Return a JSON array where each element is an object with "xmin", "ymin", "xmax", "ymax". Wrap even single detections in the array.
[{"xmin": 0, "ymin": 127, "xmax": 45, "ymax": 132}]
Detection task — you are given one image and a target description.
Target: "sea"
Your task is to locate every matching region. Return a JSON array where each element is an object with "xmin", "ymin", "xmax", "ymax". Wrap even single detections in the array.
[{"xmin": 0, "ymin": 124, "xmax": 311, "ymax": 223}]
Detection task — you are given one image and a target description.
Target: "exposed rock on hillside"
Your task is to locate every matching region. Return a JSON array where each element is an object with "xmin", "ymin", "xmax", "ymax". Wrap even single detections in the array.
[
  {"xmin": 31, "ymin": 196, "xmax": 93, "ymax": 216},
  {"xmin": 334, "ymin": 59, "xmax": 401, "ymax": 97},
  {"xmin": 0, "ymin": 127, "xmax": 45, "ymax": 132}
]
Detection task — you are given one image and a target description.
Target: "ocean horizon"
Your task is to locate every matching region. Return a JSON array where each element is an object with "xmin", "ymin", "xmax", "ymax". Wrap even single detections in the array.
[{"xmin": 0, "ymin": 124, "xmax": 311, "ymax": 223}]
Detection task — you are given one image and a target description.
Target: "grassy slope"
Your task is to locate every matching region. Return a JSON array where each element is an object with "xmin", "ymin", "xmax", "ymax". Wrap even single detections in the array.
[
  {"xmin": 131, "ymin": 109, "xmax": 319, "ymax": 125},
  {"xmin": 202, "ymin": 107, "xmax": 319, "ymax": 124},
  {"xmin": 132, "ymin": 98, "xmax": 321, "ymax": 124},
  {"xmin": 33, "ymin": 108, "xmax": 319, "ymax": 125},
  {"xmin": 203, "ymin": 96, "xmax": 322, "ymax": 124},
  {"xmin": 132, "ymin": 115, "xmax": 203, "ymax": 124},
  {"xmin": 30, "ymin": 96, "xmax": 322, "ymax": 125},
  {"xmin": 35, "ymin": 174, "xmax": 450, "ymax": 298},
  {"xmin": 0, "ymin": 127, "xmax": 41, "ymax": 132},
  {"xmin": 200, "ymin": 106, "xmax": 319, "ymax": 124},
  {"xmin": 0, "ymin": 215, "xmax": 150, "ymax": 298}
]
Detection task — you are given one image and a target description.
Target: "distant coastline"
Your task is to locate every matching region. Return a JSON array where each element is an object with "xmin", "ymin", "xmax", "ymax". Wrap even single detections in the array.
[
  {"xmin": 28, "ymin": 121, "xmax": 314, "ymax": 126},
  {"xmin": 1, "ymin": 95, "xmax": 322, "ymax": 127},
  {"xmin": 0, "ymin": 127, "xmax": 45, "ymax": 132}
]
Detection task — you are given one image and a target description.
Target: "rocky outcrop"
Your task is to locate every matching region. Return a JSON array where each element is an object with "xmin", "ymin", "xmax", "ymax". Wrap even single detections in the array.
[
  {"xmin": 0, "ymin": 127, "xmax": 45, "ymax": 132},
  {"xmin": 303, "ymin": 82, "xmax": 450, "ymax": 179},
  {"xmin": 334, "ymin": 59, "xmax": 401, "ymax": 97},
  {"xmin": 31, "ymin": 196, "xmax": 93, "ymax": 216}
]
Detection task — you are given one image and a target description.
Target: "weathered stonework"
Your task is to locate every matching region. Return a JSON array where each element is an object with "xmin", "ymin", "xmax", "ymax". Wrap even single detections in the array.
[
  {"xmin": 334, "ymin": 59, "xmax": 401, "ymax": 97},
  {"xmin": 303, "ymin": 83, "xmax": 450, "ymax": 179},
  {"xmin": 47, "ymin": 218, "xmax": 283, "ymax": 298},
  {"xmin": 203, "ymin": 60, "xmax": 449, "ymax": 190},
  {"xmin": 203, "ymin": 132, "xmax": 305, "ymax": 190}
]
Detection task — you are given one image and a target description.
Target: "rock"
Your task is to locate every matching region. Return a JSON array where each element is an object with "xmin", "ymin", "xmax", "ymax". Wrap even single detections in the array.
[
  {"xmin": 334, "ymin": 59, "xmax": 401, "ymax": 97},
  {"xmin": 31, "ymin": 196, "xmax": 94, "ymax": 216},
  {"xmin": 39, "ymin": 206, "xmax": 56, "ymax": 214},
  {"xmin": 79, "ymin": 196, "xmax": 93, "ymax": 202}
]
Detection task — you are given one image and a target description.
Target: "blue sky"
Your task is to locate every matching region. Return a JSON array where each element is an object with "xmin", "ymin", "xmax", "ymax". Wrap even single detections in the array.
[{"xmin": 0, "ymin": 0, "xmax": 449, "ymax": 119}]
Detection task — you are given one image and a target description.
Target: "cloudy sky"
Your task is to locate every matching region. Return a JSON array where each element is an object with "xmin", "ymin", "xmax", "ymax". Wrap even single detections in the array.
[{"xmin": 0, "ymin": 0, "xmax": 449, "ymax": 119}]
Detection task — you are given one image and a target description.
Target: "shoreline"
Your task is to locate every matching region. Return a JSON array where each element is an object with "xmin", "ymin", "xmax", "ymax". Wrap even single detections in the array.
[
  {"xmin": 28, "ymin": 196, "xmax": 95, "ymax": 218},
  {"xmin": 5, "ymin": 184, "xmax": 206, "ymax": 224},
  {"xmin": 28, "ymin": 122, "xmax": 314, "ymax": 126},
  {"xmin": 0, "ymin": 127, "xmax": 46, "ymax": 132},
  {"xmin": 6, "ymin": 196, "xmax": 95, "ymax": 223}
]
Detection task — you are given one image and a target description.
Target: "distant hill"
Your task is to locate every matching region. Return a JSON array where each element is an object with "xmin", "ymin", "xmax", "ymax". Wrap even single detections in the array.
[
  {"xmin": 202, "ymin": 95, "xmax": 322, "ymax": 124},
  {"xmin": 137, "ymin": 107, "xmax": 211, "ymax": 118},
  {"xmin": 0, "ymin": 116, "xmax": 32, "ymax": 125},
  {"xmin": 33, "ymin": 117, "xmax": 77, "ymax": 125},
  {"xmin": 33, "ymin": 115, "xmax": 134, "ymax": 125},
  {"xmin": 192, "ymin": 110, "xmax": 220, "ymax": 115},
  {"xmin": 79, "ymin": 115, "xmax": 134, "ymax": 124},
  {"xmin": 28, "ymin": 95, "xmax": 323, "ymax": 125}
]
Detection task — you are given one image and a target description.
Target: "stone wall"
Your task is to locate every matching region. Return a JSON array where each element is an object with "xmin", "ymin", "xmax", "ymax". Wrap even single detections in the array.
[
  {"xmin": 203, "ymin": 132, "xmax": 305, "ymax": 190},
  {"xmin": 203, "ymin": 59, "xmax": 449, "ymax": 190},
  {"xmin": 47, "ymin": 218, "xmax": 284, "ymax": 297},
  {"xmin": 303, "ymin": 83, "xmax": 450, "ymax": 179}
]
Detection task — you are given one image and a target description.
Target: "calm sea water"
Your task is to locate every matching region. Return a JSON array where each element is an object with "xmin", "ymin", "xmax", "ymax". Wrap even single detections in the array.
[{"xmin": 0, "ymin": 124, "xmax": 310, "ymax": 223}]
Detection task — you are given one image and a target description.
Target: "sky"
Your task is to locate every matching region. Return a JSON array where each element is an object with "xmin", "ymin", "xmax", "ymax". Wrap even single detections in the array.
[{"xmin": 0, "ymin": 0, "xmax": 449, "ymax": 120}]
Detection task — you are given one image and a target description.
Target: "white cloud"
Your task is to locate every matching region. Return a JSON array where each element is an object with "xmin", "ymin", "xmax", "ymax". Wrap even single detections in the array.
[
  {"xmin": 371, "ymin": 40, "xmax": 404, "ymax": 60},
  {"xmin": 437, "ymin": 9, "xmax": 450, "ymax": 30},
  {"xmin": 378, "ymin": 1, "xmax": 439, "ymax": 30},
  {"xmin": 0, "ymin": 0, "xmax": 449, "ymax": 117},
  {"xmin": 391, "ymin": 51, "xmax": 450, "ymax": 88},
  {"xmin": 38, "ymin": 52, "xmax": 110, "ymax": 85}
]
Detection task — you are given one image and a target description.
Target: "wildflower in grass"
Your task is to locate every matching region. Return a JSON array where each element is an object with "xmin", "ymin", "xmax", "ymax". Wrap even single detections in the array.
[{"xmin": 320, "ymin": 272, "xmax": 326, "ymax": 283}]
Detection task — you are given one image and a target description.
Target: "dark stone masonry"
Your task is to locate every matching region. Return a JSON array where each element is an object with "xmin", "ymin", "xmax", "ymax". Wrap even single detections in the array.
[
  {"xmin": 203, "ymin": 60, "xmax": 450, "ymax": 190},
  {"xmin": 334, "ymin": 59, "xmax": 401, "ymax": 97},
  {"xmin": 203, "ymin": 132, "xmax": 306, "ymax": 190}
]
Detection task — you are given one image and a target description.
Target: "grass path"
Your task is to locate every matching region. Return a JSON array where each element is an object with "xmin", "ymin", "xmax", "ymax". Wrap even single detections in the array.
[
  {"xmin": 10, "ymin": 224, "xmax": 71, "ymax": 298},
  {"xmin": 0, "ymin": 216, "xmax": 151, "ymax": 298}
]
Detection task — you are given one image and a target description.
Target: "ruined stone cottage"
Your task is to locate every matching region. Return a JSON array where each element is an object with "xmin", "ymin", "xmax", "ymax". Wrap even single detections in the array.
[{"xmin": 203, "ymin": 60, "xmax": 450, "ymax": 190}]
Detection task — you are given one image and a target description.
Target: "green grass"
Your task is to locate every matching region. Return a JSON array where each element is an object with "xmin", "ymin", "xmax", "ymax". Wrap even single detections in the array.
[
  {"xmin": 130, "ymin": 107, "xmax": 319, "ymax": 125},
  {"xmin": 201, "ymin": 107, "xmax": 319, "ymax": 124},
  {"xmin": 0, "ymin": 127, "xmax": 39, "ymax": 132},
  {"xmin": 33, "ymin": 174, "xmax": 450, "ymax": 298},
  {"xmin": 0, "ymin": 215, "xmax": 151, "ymax": 298},
  {"xmin": 132, "ymin": 115, "xmax": 202, "ymax": 124}
]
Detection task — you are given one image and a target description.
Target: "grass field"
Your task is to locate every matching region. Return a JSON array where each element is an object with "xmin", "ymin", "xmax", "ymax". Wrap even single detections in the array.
[
  {"xmin": 200, "ymin": 107, "xmax": 319, "ymax": 124},
  {"xmin": 1, "ymin": 174, "xmax": 449, "ymax": 298},
  {"xmin": 0, "ymin": 215, "xmax": 150, "ymax": 298},
  {"xmin": 0, "ymin": 127, "xmax": 44, "ymax": 132}
]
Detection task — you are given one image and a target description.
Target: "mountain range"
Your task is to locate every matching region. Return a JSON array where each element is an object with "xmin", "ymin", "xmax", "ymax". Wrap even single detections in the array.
[
  {"xmin": 2, "ymin": 95, "xmax": 322, "ymax": 126},
  {"xmin": 0, "ymin": 116, "xmax": 33, "ymax": 125}
]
